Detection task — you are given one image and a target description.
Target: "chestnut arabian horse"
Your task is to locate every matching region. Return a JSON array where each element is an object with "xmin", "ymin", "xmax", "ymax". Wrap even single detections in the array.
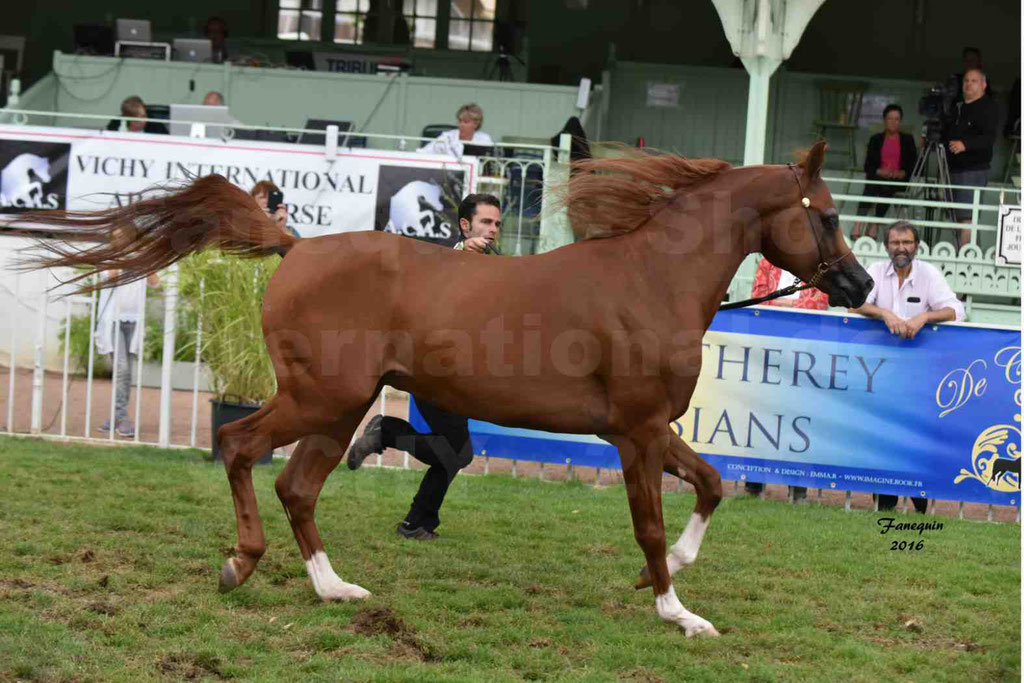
[{"xmin": 21, "ymin": 140, "xmax": 872, "ymax": 637}]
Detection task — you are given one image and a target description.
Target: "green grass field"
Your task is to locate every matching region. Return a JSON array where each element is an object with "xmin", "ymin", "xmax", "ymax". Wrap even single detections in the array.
[{"xmin": 0, "ymin": 435, "xmax": 1019, "ymax": 682}]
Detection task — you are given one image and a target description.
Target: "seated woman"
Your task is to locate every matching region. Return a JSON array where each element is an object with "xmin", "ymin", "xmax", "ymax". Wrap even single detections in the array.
[
  {"xmin": 851, "ymin": 104, "xmax": 918, "ymax": 241},
  {"xmin": 418, "ymin": 103, "xmax": 493, "ymax": 156}
]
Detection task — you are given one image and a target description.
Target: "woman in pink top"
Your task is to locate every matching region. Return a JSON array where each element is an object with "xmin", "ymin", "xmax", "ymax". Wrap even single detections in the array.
[{"xmin": 851, "ymin": 104, "xmax": 918, "ymax": 240}]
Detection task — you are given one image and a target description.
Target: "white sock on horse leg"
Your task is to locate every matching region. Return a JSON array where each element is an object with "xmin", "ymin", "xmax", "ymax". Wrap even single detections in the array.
[
  {"xmin": 667, "ymin": 512, "xmax": 709, "ymax": 573},
  {"xmin": 655, "ymin": 584, "xmax": 719, "ymax": 637},
  {"xmin": 305, "ymin": 551, "xmax": 371, "ymax": 601}
]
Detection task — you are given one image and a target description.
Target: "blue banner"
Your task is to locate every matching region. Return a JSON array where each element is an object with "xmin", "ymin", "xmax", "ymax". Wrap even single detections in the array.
[{"xmin": 411, "ymin": 308, "xmax": 1021, "ymax": 506}]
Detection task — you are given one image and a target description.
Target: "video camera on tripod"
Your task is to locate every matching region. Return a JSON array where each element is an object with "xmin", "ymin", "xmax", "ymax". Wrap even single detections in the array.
[
  {"xmin": 918, "ymin": 74, "xmax": 960, "ymax": 142},
  {"xmin": 900, "ymin": 74, "xmax": 963, "ymax": 241}
]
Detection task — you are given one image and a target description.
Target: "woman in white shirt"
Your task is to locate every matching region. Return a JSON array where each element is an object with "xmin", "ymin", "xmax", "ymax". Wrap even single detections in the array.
[{"xmin": 418, "ymin": 103, "xmax": 493, "ymax": 157}]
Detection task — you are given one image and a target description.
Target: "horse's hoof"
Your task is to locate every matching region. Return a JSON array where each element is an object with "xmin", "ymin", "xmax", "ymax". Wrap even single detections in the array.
[
  {"xmin": 319, "ymin": 584, "xmax": 372, "ymax": 602},
  {"xmin": 684, "ymin": 620, "xmax": 720, "ymax": 638},
  {"xmin": 634, "ymin": 564, "xmax": 653, "ymax": 590},
  {"xmin": 218, "ymin": 558, "xmax": 241, "ymax": 593}
]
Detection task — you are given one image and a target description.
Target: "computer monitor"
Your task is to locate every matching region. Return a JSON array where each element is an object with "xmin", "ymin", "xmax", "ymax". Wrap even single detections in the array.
[
  {"xmin": 73, "ymin": 24, "xmax": 115, "ymax": 56},
  {"xmin": 116, "ymin": 19, "xmax": 152, "ymax": 43},
  {"xmin": 173, "ymin": 38, "xmax": 212, "ymax": 63},
  {"xmin": 169, "ymin": 104, "xmax": 236, "ymax": 139},
  {"xmin": 297, "ymin": 119, "xmax": 354, "ymax": 146}
]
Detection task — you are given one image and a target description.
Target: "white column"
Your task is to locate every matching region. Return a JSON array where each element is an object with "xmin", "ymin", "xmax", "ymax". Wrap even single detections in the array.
[{"xmin": 740, "ymin": 56, "xmax": 781, "ymax": 167}]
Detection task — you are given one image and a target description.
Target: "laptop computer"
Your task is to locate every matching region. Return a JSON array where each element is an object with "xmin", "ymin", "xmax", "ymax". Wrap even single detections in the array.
[
  {"xmin": 297, "ymin": 119, "xmax": 354, "ymax": 146},
  {"xmin": 169, "ymin": 103, "xmax": 236, "ymax": 139},
  {"xmin": 173, "ymin": 38, "xmax": 212, "ymax": 63},
  {"xmin": 116, "ymin": 19, "xmax": 152, "ymax": 43}
]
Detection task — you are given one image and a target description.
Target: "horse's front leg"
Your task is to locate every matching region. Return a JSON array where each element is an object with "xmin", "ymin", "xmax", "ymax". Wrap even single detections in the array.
[{"xmin": 617, "ymin": 426, "xmax": 719, "ymax": 638}]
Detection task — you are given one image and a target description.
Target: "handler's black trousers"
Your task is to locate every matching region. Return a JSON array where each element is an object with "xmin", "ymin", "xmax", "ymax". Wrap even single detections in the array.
[{"xmin": 380, "ymin": 399, "xmax": 473, "ymax": 532}]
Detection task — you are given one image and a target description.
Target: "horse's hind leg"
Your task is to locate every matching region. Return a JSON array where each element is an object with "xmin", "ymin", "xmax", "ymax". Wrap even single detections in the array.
[
  {"xmin": 217, "ymin": 396, "xmax": 305, "ymax": 593},
  {"xmin": 617, "ymin": 426, "xmax": 718, "ymax": 637},
  {"xmin": 636, "ymin": 437, "xmax": 722, "ymax": 590},
  {"xmin": 275, "ymin": 410, "xmax": 371, "ymax": 602}
]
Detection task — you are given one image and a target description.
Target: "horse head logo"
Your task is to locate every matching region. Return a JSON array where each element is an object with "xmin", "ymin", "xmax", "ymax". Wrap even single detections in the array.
[
  {"xmin": 0, "ymin": 153, "xmax": 53, "ymax": 207},
  {"xmin": 385, "ymin": 180, "xmax": 450, "ymax": 240}
]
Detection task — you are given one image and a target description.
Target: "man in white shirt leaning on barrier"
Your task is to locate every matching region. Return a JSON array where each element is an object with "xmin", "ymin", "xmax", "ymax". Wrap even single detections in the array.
[
  {"xmin": 851, "ymin": 220, "xmax": 965, "ymax": 340},
  {"xmin": 850, "ymin": 219, "xmax": 965, "ymax": 514}
]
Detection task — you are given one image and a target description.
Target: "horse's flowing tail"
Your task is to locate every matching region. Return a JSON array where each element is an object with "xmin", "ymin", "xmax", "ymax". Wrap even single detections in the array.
[{"xmin": 12, "ymin": 174, "xmax": 298, "ymax": 292}]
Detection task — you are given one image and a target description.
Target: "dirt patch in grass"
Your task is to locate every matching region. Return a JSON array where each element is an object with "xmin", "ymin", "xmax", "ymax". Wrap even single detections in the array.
[
  {"xmin": 582, "ymin": 544, "xmax": 617, "ymax": 556},
  {"xmin": 157, "ymin": 652, "xmax": 229, "ymax": 680},
  {"xmin": 348, "ymin": 606, "xmax": 439, "ymax": 662},
  {"xmin": 618, "ymin": 666, "xmax": 665, "ymax": 682}
]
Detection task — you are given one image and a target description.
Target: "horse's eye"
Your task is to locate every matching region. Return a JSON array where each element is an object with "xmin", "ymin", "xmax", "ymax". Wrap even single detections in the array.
[{"xmin": 821, "ymin": 209, "xmax": 839, "ymax": 230}]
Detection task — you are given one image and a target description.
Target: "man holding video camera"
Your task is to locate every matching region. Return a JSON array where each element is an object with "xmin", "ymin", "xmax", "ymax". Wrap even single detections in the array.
[{"xmin": 945, "ymin": 67, "xmax": 999, "ymax": 248}]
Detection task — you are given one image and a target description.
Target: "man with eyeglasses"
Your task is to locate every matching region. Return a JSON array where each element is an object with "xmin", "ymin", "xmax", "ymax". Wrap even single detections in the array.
[
  {"xmin": 852, "ymin": 221, "xmax": 965, "ymax": 340},
  {"xmin": 851, "ymin": 220, "xmax": 965, "ymax": 513}
]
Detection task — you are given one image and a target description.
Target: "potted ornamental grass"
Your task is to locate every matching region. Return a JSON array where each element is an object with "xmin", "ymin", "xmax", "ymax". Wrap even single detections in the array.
[{"xmin": 178, "ymin": 250, "xmax": 278, "ymax": 464}]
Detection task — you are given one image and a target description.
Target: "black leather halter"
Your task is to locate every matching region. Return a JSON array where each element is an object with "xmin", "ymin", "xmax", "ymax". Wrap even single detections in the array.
[{"xmin": 720, "ymin": 164, "xmax": 852, "ymax": 311}]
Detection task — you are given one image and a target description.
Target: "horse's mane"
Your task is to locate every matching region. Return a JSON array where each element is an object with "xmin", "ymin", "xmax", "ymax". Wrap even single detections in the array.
[{"xmin": 564, "ymin": 149, "xmax": 732, "ymax": 240}]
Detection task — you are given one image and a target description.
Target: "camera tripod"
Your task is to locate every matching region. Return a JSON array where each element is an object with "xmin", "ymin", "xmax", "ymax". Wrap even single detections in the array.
[
  {"xmin": 485, "ymin": 46, "xmax": 524, "ymax": 82},
  {"xmin": 897, "ymin": 132, "xmax": 959, "ymax": 246}
]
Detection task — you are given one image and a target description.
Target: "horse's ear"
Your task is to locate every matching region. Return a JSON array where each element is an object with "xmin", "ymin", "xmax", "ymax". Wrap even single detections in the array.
[{"xmin": 801, "ymin": 140, "xmax": 827, "ymax": 180}]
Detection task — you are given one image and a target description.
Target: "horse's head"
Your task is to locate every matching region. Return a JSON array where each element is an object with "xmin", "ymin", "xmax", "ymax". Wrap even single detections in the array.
[{"xmin": 760, "ymin": 141, "xmax": 873, "ymax": 308}]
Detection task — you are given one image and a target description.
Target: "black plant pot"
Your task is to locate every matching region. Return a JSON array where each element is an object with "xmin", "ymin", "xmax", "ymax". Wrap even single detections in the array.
[{"xmin": 210, "ymin": 398, "xmax": 273, "ymax": 465}]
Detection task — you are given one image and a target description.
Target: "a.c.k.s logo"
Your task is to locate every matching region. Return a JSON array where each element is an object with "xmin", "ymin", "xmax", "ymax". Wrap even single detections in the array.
[
  {"xmin": 374, "ymin": 165, "xmax": 464, "ymax": 247},
  {"xmin": 0, "ymin": 140, "xmax": 71, "ymax": 213}
]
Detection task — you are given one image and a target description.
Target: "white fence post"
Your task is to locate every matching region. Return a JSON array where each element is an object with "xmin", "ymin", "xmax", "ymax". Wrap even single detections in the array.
[
  {"xmin": 30, "ymin": 287, "xmax": 47, "ymax": 434},
  {"xmin": 158, "ymin": 263, "xmax": 179, "ymax": 447},
  {"xmin": 7, "ymin": 271, "xmax": 19, "ymax": 433}
]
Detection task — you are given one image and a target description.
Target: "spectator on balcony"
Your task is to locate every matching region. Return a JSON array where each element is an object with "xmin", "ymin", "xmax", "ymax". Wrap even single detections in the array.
[
  {"xmin": 956, "ymin": 47, "xmax": 990, "ymax": 98},
  {"xmin": 851, "ymin": 104, "xmax": 917, "ymax": 241},
  {"xmin": 205, "ymin": 16, "xmax": 230, "ymax": 64},
  {"xmin": 946, "ymin": 67, "xmax": 999, "ymax": 249},
  {"xmin": 418, "ymin": 103, "xmax": 493, "ymax": 157},
  {"xmin": 203, "ymin": 91, "xmax": 225, "ymax": 106},
  {"xmin": 743, "ymin": 256, "xmax": 828, "ymax": 502},
  {"xmin": 106, "ymin": 96, "xmax": 169, "ymax": 135},
  {"xmin": 851, "ymin": 220, "xmax": 964, "ymax": 511}
]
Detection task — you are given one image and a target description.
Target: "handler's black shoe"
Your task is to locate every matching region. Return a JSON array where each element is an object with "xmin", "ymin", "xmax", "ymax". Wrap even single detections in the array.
[
  {"xmin": 396, "ymin": 522, "xmax": 438, "ymax": 541},
  {"xmin": 346, "ymin": 415, "xmax": 383, "ymax": 470}
]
